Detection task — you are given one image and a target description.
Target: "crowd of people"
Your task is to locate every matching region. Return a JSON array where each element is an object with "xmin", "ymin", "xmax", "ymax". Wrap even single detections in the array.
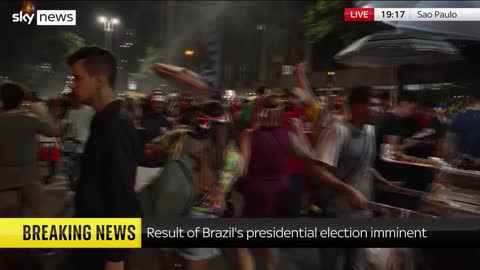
[{"xmin": 1, "ymin": 45, "xmax": 480, "ymax": 270}]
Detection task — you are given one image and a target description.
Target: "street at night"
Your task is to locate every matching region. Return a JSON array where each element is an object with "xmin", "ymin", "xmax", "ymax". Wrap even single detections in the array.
[{"xmin": 2, "ymin": 1, "xmax": 480, "ymax": 270}]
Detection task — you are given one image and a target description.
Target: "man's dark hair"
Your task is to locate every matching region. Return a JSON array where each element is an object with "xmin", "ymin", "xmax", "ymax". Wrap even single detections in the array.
[
  {"xmin": 256, "ymin": 86, "xmax": 268, "ymax": 96},
  {"xmin": 179, "ymin": 105, "xmax": 199, "ymax": 126},
  {"xmin": 397, "ymin": 91, "xmax": 417, "ymax": 104},
  {"xmin": 379, "ymin": 91, "xmax": 390, "ymax": 101},
  {"xmin": 468, "ymin": 83, "xmax": 480, "ymax": 101},
  {"xmin": 418, "ymin": 93, "xmax": 436, "ymax": 109},
  {"xmin": 0, "ymin": 81, "xmax": 26, "ymax": 110},
  {"xmin": 67, "ymin": 46, "xmax": 117, "ymax": 88},
  {"xmin": 347, "ymin": 86, "xmax": 371, "ymax": 107}
]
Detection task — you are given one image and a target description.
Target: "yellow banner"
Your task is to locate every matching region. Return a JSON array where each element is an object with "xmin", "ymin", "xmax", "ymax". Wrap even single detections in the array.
[{"xmin": 0, "ymin": 218, "xmax": 142, "ymax": 248}]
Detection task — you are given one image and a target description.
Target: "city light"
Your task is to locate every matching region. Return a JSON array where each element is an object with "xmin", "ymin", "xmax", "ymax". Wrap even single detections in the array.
[
  {"xmin": 327, "ymin": 71, "xmax": 336, "ymax": 76},
  {"xmin": 21, "ymin": 0, "xmax": 35, "ymax": 14},
  {"xmin": 111, "ymin": 18, "xmax": 120, "ymax": 25},
  {"xmin": 184, "ymin": 49, "xmax": 195, "ymax": 56},
  {"xmin": 256, "ymin": 24, "xmax": 266, "ymax": 31},
  {"xmin": 98, "ymin": 16, "xmax": 106, "ymax": 23}
]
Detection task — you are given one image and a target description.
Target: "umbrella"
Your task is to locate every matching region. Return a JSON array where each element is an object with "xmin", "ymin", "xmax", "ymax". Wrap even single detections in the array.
[
  {"xmin": 151, "ymin": 63, "xmax": 211, "ymax": 100},
  {"xmin": 335, "ymin": 30, "xmax": 462, "ymax": 68},
  {"xmin": 124, "ymin": 91, "xmax": 146, "ymax": 99},
  {"xmin": 335, "ymin": 30, "xmax": 463, "ymax": 101},
  {"xmin": 361, "ymin": 1, "xmax": 480, "ymax": 41}
]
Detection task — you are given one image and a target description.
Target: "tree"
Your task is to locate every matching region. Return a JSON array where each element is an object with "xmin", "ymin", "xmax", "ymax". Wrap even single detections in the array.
[
  {"xmin": 303, "ymin": 1, "xmax": 386, "ymax": 44},
  {"xmin": 35, "ymin": 31, "xmax": 85, "ymax": 71},
  {"xmin": 303, "ymin": 1, "xmax": 391, "ymax": 69},
  {"xmin": 140, "ymin": 46, "xmax": 164, "ymax": 74},
  {"xmin": 8, "ymin": 30, "xmax": 85, "ymax": 91}
]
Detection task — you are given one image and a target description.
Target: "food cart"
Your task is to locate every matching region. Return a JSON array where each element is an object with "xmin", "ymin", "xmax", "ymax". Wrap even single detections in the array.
[{"xmin": 380, "ymin": 144, "xmax": 480, "ymax": 217}]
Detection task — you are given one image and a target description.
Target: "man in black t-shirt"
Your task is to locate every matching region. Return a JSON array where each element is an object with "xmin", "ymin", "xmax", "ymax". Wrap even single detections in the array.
[
  {"xmin": 375, "ymin": 92, "xmax": 418, "ymax": 182},
  {"xmin": 404, "ymin": 97, "xmax": 446, "ymax": 191}
]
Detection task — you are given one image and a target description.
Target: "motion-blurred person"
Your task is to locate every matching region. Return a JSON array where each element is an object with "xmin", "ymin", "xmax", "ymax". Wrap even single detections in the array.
[
  {"xmin": 139, "ymin": 92, "xmax": 173, "ymax": 167},
  {"xmin": 447, "ymin": 86, "xmax": 480, "ymax": 159},
  {"xmin": 176, "ymin": 101, "xmax": 243, "ymax": 270},
  {"xmin": 67, "ymin": 46, "xmax": 141, "ymax": 270},
  {"xmin": 124, "ymin": 97, "xmax": 141, "ymax": 128},
  {"xmin": 403, "ymin": 95, "xmax": 446, "ymax": 191},
  {"xmin": 283, "ymin": 87, "xmax": 313, "ymax": 217},
  {"xmin": 238, "ymin": 86, "xmax": 270, "ymax": 130},
  {"xmin": 311, "ymin": 93, "xmax": 346, "ymax": 145},
  {"xmin": 238, "ymin": 95, "xmax": 313, "ymax": 270},
  {"xmin": 22, "ymin": 92, "xmax": 61, "ymax": 184},
  {"xmin": 146, "ymin": 101, "xmax": 244, "ymax": 270},
  {"xmin": 374, "ymin": 92, "xmax": 418, "ymax": 183},
  {"xmin": 62, "ymin": 95, "xmax": 94, "ymax": 189},
  {"xmin": 0, "ymin": 81, "xmax": 59, "ymax": 218},
  {"xmin": 308, "ymin": 87, "xmax": 378, "ymax": 218},
  {"xmin": 141, "ymin": 92, "xmax": 173, "ymax": 145},
  {"xmin": 307, "ymin": 87, "xmax": 381, "ymax": 270},
  {"xmin": 379, "ymin": 91, "xmax": 391, "ymax": 113}
]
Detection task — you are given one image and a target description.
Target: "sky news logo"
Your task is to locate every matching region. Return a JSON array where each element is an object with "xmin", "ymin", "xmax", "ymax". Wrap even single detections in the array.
[{"xmin": 12, "ymin": 10, "xmax": 76, "ymax": 26}]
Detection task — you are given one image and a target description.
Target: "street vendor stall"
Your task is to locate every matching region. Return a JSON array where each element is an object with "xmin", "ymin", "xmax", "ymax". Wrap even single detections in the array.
[{"xmin": 380, "ymin": 144, "xmax": 480, "ymax": 217}]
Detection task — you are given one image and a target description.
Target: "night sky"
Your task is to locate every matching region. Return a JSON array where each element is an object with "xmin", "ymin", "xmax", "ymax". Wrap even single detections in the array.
[
  {"xmin": 0, "ymin": 1, "xmax": 167, "ymax": 53},
  {"xmin": 0, "ymin": 1, "xmax": 309, "ymax": 96}
]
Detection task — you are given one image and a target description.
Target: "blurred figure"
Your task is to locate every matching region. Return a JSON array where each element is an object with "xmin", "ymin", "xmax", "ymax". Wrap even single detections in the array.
[
  {"xmin": 149, "ymin": 101, "xmax": 244, "ymax": 270},
  {"xmin": 238, "ymin": 95, "xmax": 313, "ymax": 270},
  {"xmin": 401, "ymin": 95, "xmax": 446, "ymax": 191},
  {"xmin": 374, "ymin": 92, "xmax": 417, "ymax": 183},
  {"xmin": 369, "ymin": 92, "xmax": 391, "ymax": 125},
  {"xmin": 62, "ymin": 95, "xmax": 94, "ymax": 189},
  {"xmin": 67, "ymin": 46, "xmax": 140, "ymax": 270},
  {"xmin": 140, "ymin": 92, "xmax": 173, "ymax": 146},
  {"xmin": 307, "ymin": 87, "xmax": 378, "ymax": 270},
  {"xmin": 0, "ymin": 82, "xmax": 59, "ymax": 217},
  {"xmin": 124, "ymin": 97, "xmax": 141, "ymax": 128},
  {"xmin": 311, "ymin": 93, "xmax": 346, "ymax": 146},
  {"xmin": 238, "ymin": 86, "xmax": 269, "ymax": 130},
  {"xmin": 379, "ymin": 91, "xmax": 391, "ymax": 113},
  {"xmin": 447, "ymin": 86, "xmax": 480, "ymax": 159},
  {"xmin": 308, "ymin": 87, "xmax": 376, "ymax": 218},
  {"xmin": 177, "ymin": 104, "xmax": 199, "ymax": 129},
  {"xmin": 139, "ymin": 92, "xmax": 173, "ymax": 168},
  {"xmin": 283, "ymin": 87, "xmax": 313, "ymax": 217},
  {"xmin": 178, "ymin": 101, "xmax": 243, "ymax": 270}
]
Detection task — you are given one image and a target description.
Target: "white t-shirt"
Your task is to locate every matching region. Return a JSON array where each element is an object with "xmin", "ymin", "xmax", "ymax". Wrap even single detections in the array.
[
  {"xmin": 312, "ymin": 121, "xmax": 376, "ymax": 217},
  {"xmin": 64, "ymin": 105, "xmax": 95, "ymax": 152}
]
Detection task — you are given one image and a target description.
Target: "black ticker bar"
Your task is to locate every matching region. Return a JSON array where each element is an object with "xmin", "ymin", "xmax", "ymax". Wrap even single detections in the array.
[{"xmin": 141, "ymin": 218, "xmax": 480, "ymax": 248}]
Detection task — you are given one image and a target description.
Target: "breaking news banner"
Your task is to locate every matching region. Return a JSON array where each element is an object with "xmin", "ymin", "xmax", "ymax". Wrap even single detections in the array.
[
  {"xmin": 0, "ymin": 218, "xmax": 479, "ymax": 248},
  {"xmin": 0, "ymin": 218, "xmax": 141, "ymax": 248}
]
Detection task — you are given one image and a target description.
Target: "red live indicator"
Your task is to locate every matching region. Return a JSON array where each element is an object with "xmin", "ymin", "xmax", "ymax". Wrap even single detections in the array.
[{"xmin": 344, "ymin": 8, "xmax": 375, "ymax": 21}]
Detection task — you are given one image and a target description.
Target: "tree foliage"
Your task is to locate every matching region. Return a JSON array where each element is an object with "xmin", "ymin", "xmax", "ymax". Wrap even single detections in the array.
[
  {"xmin": 140, "ymin": 46, "xmax": 164, "ymax": 74},
  {"xmin": 7, "ymin": 30, "xmax": 84, "ymax": 92},
  {"xmin": 302, "ymin": 1, "xmax": 392, "ymax": 70},
  {"xmin": 303, "ymin": 1, "xmax": 390, "ymax": 44}
]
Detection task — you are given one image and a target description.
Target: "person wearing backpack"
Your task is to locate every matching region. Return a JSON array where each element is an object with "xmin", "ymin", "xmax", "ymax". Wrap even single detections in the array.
[{"xmin": 143, "ymin": 101, "xmax": 244, "ymax": 270}]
